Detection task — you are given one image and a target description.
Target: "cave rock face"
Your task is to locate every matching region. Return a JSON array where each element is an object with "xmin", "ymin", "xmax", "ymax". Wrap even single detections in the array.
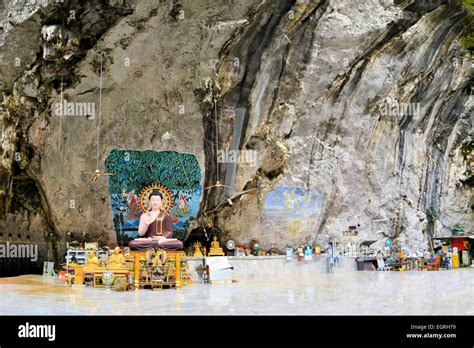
[{"xmin": 0, "ymin": 0, "xmax": 472, "ymax": 261}]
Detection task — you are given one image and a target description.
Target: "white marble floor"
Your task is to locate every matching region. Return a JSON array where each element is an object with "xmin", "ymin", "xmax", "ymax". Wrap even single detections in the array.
[{"xmin": 0, "ymin": 269, "xmax": 472, "ymax": 315}]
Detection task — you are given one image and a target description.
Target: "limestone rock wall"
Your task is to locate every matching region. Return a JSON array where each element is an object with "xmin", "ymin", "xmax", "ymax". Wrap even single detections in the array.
[{"xmin": 0, "ymin": 0, "xmax": 472, "ymax": 263}]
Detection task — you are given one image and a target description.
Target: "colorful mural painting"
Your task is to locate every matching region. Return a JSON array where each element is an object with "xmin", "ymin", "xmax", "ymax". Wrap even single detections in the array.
[
  {"xmin": 261, "ymin": 186, "xmax": 325, "ymax": 238},
  {"xmin": 104, "ymin": 150, "xmax": 202, "ymax": 245}
]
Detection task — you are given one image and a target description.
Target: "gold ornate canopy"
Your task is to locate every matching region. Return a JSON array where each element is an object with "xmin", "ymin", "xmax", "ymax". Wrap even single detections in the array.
[{"xmin": 138, "ymin": 185, "xmax": 173, "ymax": 214}]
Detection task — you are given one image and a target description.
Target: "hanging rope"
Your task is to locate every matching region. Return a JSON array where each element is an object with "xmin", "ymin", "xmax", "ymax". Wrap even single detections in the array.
[
  {"xmin": 79, "ymin": 53, "xmax": 115, "ymax": 182},
  {"xmin": 204, "ymin": 82, "xmax": 228, "ymax": 191},
  {"xmin": 58, "ymin": 77, "xmax": 63, "ymax": 151},
  {"xmin": 96, "ymin": 53, "xmax": 103, "ymax": 171},
  {"xmin": 214, "ymin": 95, "xmax": 219, "ymax": 181}
]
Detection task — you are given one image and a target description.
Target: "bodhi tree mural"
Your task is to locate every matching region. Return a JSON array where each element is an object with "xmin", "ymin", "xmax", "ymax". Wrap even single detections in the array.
[{"xmin": 105, "ymin": 150, "xmax": 202, "ymax": 246}]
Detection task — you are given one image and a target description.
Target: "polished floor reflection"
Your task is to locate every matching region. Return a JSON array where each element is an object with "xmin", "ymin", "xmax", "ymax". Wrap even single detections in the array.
[{"xmin": 0, "ymin": 269, "xmax": 472, "ymax": 315}]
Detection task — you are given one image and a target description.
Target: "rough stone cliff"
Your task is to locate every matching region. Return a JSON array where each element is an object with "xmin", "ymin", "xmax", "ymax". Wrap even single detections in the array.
[{"xmin": 0, "ymin": 0, "xmax": 472, "ymax": 266}]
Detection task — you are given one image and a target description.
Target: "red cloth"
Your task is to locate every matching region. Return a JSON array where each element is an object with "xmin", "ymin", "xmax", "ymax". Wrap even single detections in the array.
[{"xmin": 451, "ymin": 238, "xmax": 464, "ymax": 252}]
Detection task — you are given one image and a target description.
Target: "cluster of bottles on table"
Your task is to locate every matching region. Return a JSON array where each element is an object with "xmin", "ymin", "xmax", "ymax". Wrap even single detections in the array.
[{"xmin": 231, "ymin": 238, "xmax": 325, "ymax": 260}]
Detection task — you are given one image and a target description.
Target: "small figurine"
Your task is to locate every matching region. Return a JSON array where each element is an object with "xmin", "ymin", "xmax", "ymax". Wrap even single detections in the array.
[
  {"xmin": 235, "ymin": 246, "xmax": 246, "ymax": 257},
  {"xmin": 83, "ymin": 250, "xmax": 104, "ymax": 273},
  {"xmin": 64, "ymin": 273, "xmax": 73, "ymax": 287},
  {"xmin": 286, "ymin": 246, "xmax": 294, "ymax": 260},
  {"xmin": 86, "ymin": 250, "xmax": 100, "ymax": 266},
  {"xmin": 152, "ymin": 250, "xmax": 167, "ymax": 269},
  {"xmin": 163, "ymin": 259, "xmax": 176, "ymax": 284},
  {"xmin": 314, "ymin": 244, "xmax": 321, "ymax": 254},
  {"xmin": 108, "ymin": 246, "xmax": 127, "ymax": 270},
  {"xmin": 193, "ymin": 242, "xmax": 203, "ymax": 257},
  {"xmin": 208, "ymin": 235, "xmax": 225, "ymax": 256},
  {"xmin": 304, "ymin": 245, "xmax": 313, "ymax": 260}
]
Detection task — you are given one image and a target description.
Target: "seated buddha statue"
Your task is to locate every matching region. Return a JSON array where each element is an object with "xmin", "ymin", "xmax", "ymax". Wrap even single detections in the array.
[
  {"xmin": 128, "ymin": 190, "xmax": 183, "ymax": 251},
  {"xmin": 108, "ymin": 246, "xmax": 127, "ymax": 270},
  {"xmin": 208, "ymin": 235, "xmax": 225, "ymax": 256},
  {"xmin": 83, "ymin": 250, "xmax": 103, "ymax": 273}
]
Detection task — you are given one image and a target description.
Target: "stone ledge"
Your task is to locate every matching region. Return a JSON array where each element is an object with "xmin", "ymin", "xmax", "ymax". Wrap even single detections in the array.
[{"xmin": 187, "ymin": 256, "xmax": 358, "ymax": 281}]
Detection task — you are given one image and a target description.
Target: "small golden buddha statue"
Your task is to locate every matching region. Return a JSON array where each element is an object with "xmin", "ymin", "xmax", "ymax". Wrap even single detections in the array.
[
  {"xmin": 108, "ymin": 246, "xmax": 127, "ymax": 270},
  {"xmin": 64, "ymin": 273, "xmax": 72, "ymax": 287},
  {"xmin": 193, "ymin": 242, "xmax": 203, "ymax": 257},
  {"xmin": 152, "ymin": 250, "xmax": 167, "ymax": 268},
  {"xmin": 86, "ymin": 250, "xmax": 99, "ymax": 266},
  {"xmin": 208, "ymin": 235, "xmax": 225, "ymax": 256},
  {"xmin": 83, "ymin": 250, "xmax": 103, "ymax": 273}
]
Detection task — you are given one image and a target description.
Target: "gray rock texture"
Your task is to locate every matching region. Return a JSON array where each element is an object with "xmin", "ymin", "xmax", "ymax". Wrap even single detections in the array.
[{"xmin": 0, "ymin": 0, "xmax": 472, "ymax": 264}]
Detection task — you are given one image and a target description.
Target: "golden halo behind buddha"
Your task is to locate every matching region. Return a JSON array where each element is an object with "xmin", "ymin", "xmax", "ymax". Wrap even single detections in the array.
[{"xmin": 138, "ymin": 185, "xmax": 173, "ymax": 214}]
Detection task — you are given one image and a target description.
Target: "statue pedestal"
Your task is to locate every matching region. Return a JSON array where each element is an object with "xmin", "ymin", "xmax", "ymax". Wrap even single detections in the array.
[{"xmin": 208, "ymin": 249, "xmax": 225, "ymax": 256}]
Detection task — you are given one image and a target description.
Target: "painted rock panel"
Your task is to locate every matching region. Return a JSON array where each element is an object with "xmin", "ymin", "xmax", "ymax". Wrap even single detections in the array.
[{"xmin": 105, "ymin": 150, "xmax": 202, "ymax": 245}]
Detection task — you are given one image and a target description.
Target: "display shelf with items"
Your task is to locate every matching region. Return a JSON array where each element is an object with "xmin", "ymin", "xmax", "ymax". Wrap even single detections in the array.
[
  {"xmin": 66, "ymin": 249, "xmax": 108, "ymax": 271},
  {"xmin": 66, "ymin": 249, "xmax": 87, "ymax": 270}
]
